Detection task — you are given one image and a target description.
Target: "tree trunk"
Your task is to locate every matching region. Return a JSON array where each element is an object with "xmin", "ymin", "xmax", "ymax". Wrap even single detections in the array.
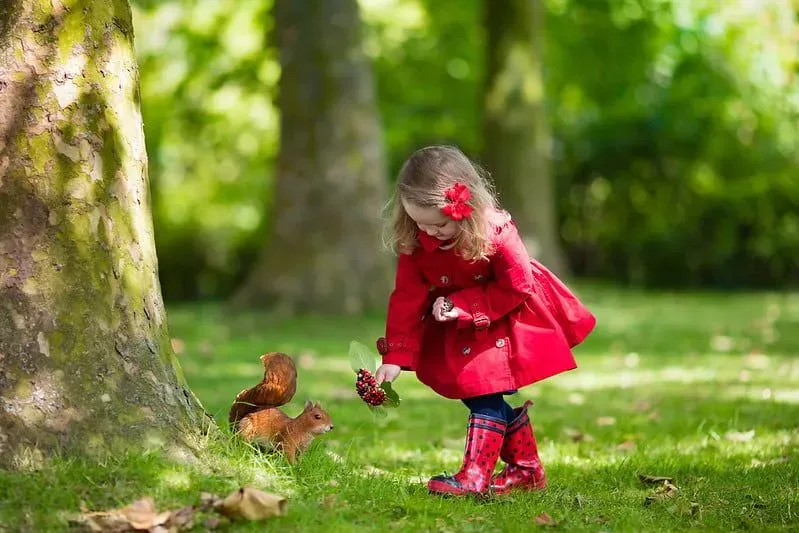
[
  {"xmin": 0, "ymin": 0, "xmax": 205, "ymax": 468},
  {"xmin": 232, "ymin": 0, "xmax": 391, "ymax": 315},
  {"xmin": 483, "ymin": 0, "xmax": 568, "ymax": 276}
]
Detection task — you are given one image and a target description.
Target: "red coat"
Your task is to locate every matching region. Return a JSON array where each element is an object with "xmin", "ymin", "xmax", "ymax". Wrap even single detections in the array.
[{"xmin": 376, "ymin": 211, "xmax": 596, "ymax": 399}]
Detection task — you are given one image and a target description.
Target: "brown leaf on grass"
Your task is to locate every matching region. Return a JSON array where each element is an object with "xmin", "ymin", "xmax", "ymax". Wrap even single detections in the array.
[
  {"xmin": 596, "ymin": 416, "xmax": 616, "ymax": 426},
  {"xmin": 633, "ymin": 399, "xmax": 651, "ymax": 412},
  {"xmin": 79, "ymin": 497, "xmax": 173, "ymax": 532},
  {"xmin": 616, "ymin": 440, "xmax": 636, "ymax": 451},
  {"xmin": 534, "ymin": 512, "xmax": 560, "ymax": 527},
  {"xmin": 562, "ymin": 427, "xmax": 593, "ymax": 442},
  {"xmin": 638, "ymin": 474, "xmax": 674, "ymax": 485},
  {"xmin": 725, "ymin": 430, "xmax": 755, "ymax": 442},
  {"xmin": 644, "ymin": 480, "xmax": 679, "ymax": 506},
  {"xmin": 219, "ymin": 487, "xmax": 287, "ymax": 521}
]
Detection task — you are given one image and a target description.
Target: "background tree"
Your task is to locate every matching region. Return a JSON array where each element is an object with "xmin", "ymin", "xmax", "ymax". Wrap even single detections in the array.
[
  {"xmin": 232, "ymin": 0, "xmax": 392, "ymax": 315},
  {"xmin": 482, "ymin": 0, "xmax": 568, "ymax": 275},
  {"xmin": 0, "ymin": 0, "xmax": 204, "ymax": 467}
]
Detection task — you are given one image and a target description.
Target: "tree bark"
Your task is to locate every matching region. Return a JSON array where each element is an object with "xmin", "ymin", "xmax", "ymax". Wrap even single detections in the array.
[
  {"xmin": 483, "ymin": 0, "xmax": 569, "ymax": 276},
  {"xmin": 0, "ymin": 0, "xmax": 205, "ymax": 468},
  {"xmin": 232, "ymin": 0, "xmax": 391, "ymax": 315}
]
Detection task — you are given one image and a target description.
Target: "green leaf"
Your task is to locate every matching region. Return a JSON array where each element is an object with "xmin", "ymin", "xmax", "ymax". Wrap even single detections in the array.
[
  {"xmin": 348, "ymin": 340, "xmax": 376, "ymax": 374},
  {"xmin": 380, "ymin": 381, "xmax": 401, "ymax": 408}
]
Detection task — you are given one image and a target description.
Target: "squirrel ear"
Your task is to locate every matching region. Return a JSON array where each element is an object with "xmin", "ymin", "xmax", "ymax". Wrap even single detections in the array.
[{"xmin": 304, "ymin": 399, "xmax": 313, "ymax": 410}]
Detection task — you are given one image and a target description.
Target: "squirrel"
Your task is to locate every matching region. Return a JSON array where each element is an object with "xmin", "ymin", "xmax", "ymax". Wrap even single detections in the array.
[{"xmin": 228, "ymin": 352, "xmax": 334, "ymax": 463}]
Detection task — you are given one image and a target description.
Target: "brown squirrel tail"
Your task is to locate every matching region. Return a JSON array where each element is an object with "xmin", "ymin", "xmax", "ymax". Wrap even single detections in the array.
[{"xmin": 228, "ymin": 352, "xmax": 297, "ymax": 424}]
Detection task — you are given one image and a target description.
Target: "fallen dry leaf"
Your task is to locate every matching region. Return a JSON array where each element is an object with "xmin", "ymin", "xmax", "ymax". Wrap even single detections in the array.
[
  {"xmin": 644, "ymin": 480, "xmax": 679, "ymax": 506},
  {"xmin": 219, "ymin": 487, "xmax": 287, "ymax": 521},
  {"xmin": 534, "ymin": 512, "xmax": 559, "ymax": 527},
  {"xmin": 79, "ymin": 497, "xmax": 173, "ymax": 532},
  {"xmin": 597, "ymin": 416, "xmax": 616, "ymax": 426},
  {"xmin": 638, "ymin": 474, "xmax": 674, "ymax": 485},
  {"xmin": 633, "ymin": 399, "xmax": 651, "ymax": 412},
  {"xmin": 616, "ymin": 440, "xmax": 636, "ymax": 451},
  {"xmin": 725, "ymin": 430, "xmax": 755, "ymax": 442},
  {"xmin": 562, "ymin": 427, "xmax": 593, "ymax": 442}
]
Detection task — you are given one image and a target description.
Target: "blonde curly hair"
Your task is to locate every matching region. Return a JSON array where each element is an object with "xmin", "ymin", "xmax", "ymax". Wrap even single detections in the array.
[{"xmin": 382, "ymin": 145, "xmax": 500, "ymax": 262}]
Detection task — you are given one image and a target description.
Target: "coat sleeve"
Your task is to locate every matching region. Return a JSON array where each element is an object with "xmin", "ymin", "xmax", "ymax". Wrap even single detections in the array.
[
  {"xmin": 447, "ymin": 222, "xmax": 533, "ymax": 330},
  {"xmin": 376, "ymin": 252, "xmax": 430, "ymax": 370}
]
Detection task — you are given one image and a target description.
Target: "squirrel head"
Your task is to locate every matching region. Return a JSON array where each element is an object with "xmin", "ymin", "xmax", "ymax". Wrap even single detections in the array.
[{"xmin": 302, "ymin": 400, "xmax": 334, "ymax": 435}]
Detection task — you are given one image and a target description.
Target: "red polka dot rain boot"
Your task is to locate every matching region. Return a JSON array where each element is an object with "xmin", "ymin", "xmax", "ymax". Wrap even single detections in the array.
[
  {"xmin": 491, "ymin": 400, "xmax": 547, "ymax": 494},
  {"xmin": 427, "ymin": 414, "xmax": 506, "ymax": 497}
]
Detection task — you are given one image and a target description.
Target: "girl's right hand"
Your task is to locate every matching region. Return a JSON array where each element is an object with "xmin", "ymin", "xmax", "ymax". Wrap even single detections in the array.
[{"xmin": 375, "ymin": 364, "xmax": 401, "ymax": 385}]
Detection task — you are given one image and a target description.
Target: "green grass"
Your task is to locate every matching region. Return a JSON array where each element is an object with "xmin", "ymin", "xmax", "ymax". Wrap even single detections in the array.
[{"xmin": 2, "ymin": 285, "xmax": 798, "ymax": 531}]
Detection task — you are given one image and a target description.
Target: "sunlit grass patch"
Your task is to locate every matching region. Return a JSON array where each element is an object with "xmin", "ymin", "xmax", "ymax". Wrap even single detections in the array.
[{"xmin": 1, "ymin": 285, "xmax": 797, "ymax": 531}]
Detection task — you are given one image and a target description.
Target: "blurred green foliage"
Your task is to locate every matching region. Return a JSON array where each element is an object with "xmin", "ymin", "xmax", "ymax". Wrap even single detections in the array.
[{"xmin": 131, "ymin": 0, "xmax": 799, "ymax": 301}]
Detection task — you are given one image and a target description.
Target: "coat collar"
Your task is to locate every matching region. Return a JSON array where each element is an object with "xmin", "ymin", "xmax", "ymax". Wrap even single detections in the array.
[{"xmin": 417, "ymin": 230, "xmax": 453, "ymax": 252}]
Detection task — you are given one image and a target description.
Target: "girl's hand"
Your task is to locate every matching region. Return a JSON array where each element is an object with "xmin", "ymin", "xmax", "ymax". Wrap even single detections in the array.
[
  {"xmin": 375, "ymin": 364, "xmax": 401, "ymax": 385},
  {"xmin": 433, "ymin": 296, "xmax": 459, "ymax": 322}
]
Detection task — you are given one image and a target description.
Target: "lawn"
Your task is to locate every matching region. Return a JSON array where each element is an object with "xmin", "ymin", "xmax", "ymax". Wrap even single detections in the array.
[{"xmin": 2, "ymin": 285, "xmax": 798, "ymax": 531}]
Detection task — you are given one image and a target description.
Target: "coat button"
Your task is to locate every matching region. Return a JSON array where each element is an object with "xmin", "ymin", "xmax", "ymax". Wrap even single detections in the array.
[
  {"xmin": 495, "ymin": 338, "xmax": 505, "ymax": 348},
  {"xmin": 440, "ymin": 275, "xmax": 449, "ymax": 285},
  {"xmin": 462, "ymin": 346, "xmax": 471, "ymax": 355}
]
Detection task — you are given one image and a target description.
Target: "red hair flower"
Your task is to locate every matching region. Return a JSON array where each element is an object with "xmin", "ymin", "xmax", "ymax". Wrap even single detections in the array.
[{"xmin": 441, "ymin": 182, "xmax": 473, "ymax": 220}]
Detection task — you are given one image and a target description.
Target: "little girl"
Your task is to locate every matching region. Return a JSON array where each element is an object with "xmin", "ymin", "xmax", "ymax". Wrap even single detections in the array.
[{"xmin": 374, "ymin": 145, "xmax": 596, "ymax": 497}]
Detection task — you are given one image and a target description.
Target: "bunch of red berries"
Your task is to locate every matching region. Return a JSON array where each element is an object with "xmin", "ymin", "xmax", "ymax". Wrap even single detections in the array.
[{"xmin": 355, "ymin": 368, "xmax": 386, "ymax": 406}]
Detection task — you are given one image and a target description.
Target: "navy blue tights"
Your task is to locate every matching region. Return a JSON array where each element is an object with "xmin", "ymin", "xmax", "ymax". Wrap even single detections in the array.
[{"xmin": 461, "ymin": 393, "xmax": 516, "ymax": 424}]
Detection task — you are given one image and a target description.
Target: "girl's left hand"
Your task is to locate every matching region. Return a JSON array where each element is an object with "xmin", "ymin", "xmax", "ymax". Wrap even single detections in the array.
[{"xmin": 433, "ymin": 297, "xmax": 459, "ymax": 322}]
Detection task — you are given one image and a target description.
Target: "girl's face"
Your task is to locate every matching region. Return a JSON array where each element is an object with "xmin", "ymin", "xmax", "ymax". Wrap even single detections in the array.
[{"xmin": 402, "ymin": 200, "xmax": 460, "ymax": 241}]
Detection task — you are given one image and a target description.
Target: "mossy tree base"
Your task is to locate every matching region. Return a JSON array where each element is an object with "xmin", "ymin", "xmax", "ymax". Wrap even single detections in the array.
[{"xmin": 0, "ymin": 0, "xmax": 205, "ymax": 468}]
